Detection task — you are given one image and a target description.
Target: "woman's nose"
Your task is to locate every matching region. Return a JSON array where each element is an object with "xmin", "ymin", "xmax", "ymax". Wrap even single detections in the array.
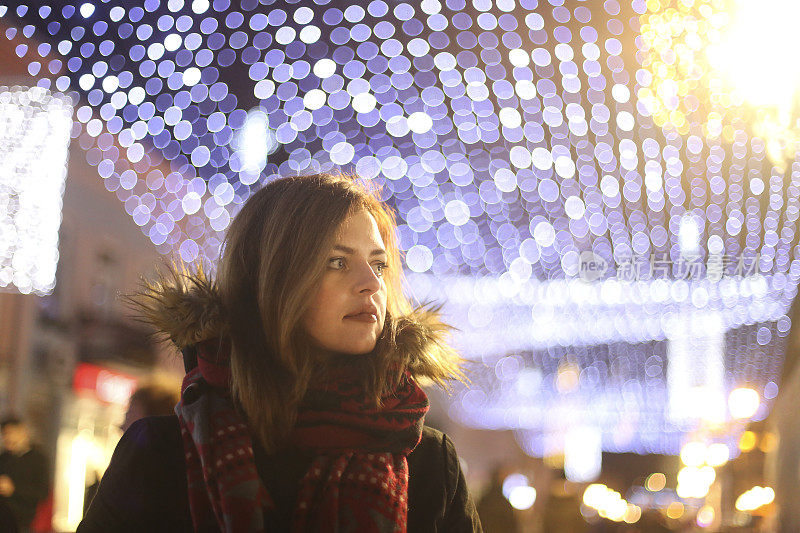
[{"xmin": 354, "ymin": 261, "xmax": 381, "ymax": 294}]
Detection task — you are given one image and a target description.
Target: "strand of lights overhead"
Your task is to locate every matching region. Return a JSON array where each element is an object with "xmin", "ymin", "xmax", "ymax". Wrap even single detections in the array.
[
  {"xmin": 3, "ymin": 1, "xmax": 799, "ymax": 454},
  {"xmin": 5, "ymin": 1, "xmax": 800, "ymax": 282},
  {"xmin": 408, "ymin": 272, "xmax": 795, "ymax": 355}
]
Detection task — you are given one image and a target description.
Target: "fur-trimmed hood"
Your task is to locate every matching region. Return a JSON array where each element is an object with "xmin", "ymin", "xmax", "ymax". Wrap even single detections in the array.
[
  {"xmin": 126, "ymin": 264, "xmax": 229, "ymax": 350},
  {"xmin": 125, "ymin": 263, "xmax": 465, "ymax": 384}
]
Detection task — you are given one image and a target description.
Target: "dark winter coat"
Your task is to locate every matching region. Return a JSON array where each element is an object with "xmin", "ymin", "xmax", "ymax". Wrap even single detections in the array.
[
  {"xmin": 78, "ymin": 414, "xmax": 481, "ymax": 532},
  {"xmin": 0, "ymin": 447, "xmax": 49, "ymax": 529}
]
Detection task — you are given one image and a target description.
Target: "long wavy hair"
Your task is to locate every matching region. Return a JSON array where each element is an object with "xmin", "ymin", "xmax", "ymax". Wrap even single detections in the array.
[{"xmin": 216, "ymin": 173, "xmax": 464, "ymax": 451}]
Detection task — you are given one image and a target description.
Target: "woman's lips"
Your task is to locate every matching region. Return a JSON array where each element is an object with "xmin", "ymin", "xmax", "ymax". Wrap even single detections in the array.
[{"xmin": 344, "ymin": 313, "xmax": 377, "ymax": 323}]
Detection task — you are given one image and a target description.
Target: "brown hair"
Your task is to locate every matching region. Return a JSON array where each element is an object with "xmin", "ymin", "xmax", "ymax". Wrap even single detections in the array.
[
  {"xmin": 129, "ymin": 384, "xmax": 180, "ymax": 417},
  {"xmin": 220, "ymin": 173, "xmax": 463, "ymax": 451},
  {"xmin": 125, "ymin": 172, "xmax": 466, "ymax": 453}
]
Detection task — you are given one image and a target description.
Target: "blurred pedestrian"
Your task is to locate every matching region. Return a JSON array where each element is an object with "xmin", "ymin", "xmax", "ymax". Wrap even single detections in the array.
[
  {"xmin": 83, "ymin": 383, "xmax": 180, "ymax": 515},
  {"xmin": 476, "ymin": 466, "xmax": 519, "ymax": 533},
  {"xmin": 0, "ymin": 416, "xmax": 49, "ymax": 533},
  {"xmin": 120, "ymin": 383, "xmax": 180, "ymax": 433}
]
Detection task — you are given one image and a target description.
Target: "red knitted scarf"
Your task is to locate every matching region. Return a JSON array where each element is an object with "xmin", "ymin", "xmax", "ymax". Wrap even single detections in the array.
[{"xmin": 175, "ymin": 338, "xmax": 429, "ymax": 532}]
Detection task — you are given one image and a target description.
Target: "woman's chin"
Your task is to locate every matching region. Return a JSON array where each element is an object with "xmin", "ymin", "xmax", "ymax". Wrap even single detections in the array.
[
  {"xmin": 342, "ymin": 344, "xmax": 377, "ymax": 356},
  {"xmin": 334, "ymin": 338, "xmax": 378, "ymax": 356}
]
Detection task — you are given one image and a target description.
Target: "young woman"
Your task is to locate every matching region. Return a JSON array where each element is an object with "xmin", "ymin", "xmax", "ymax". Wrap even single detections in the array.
[{"xmin": 78, "ymin": 173, "xmax": 482, "ymax": 532}]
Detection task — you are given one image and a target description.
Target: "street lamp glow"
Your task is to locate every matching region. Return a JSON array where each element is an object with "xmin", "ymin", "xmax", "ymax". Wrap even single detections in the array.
[
  {"xmin": 623, "ymin": 504, "xmax": 641, "ymax": 524},
  {"xmin": 735, "ymin": 486, "xmax": 775, "ymax": 512},
  {"xmin": 680, "ymin": 441, "xmax": 706, "ymax": 467},
  {"xmin": 729, "ymin": 387, "xmax": 760, "ymax": 419},
  {"xmin": 508, "ymin": 486, "xmax": 536, "ymax": 510},
  {"xmin": 696, "ymin": 505, "xmax": 715, "ymax": 528},
  {"xmin": 706, "ymin": 443, "xmax": 730, "ymax": 467}
]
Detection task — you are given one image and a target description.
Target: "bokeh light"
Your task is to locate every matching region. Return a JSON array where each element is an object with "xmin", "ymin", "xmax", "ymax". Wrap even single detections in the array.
[
  {"xmin": 728, "ymin": 387, "xmax": 760, "ymax": 419},
  {"xmin": 2, "ymin": 0, "xmax": 798, "ymax": 455},
  {"xmin": 0, "ymin": 85, "xmax": 72, "ymax": 294},
  {"xmin": 639, "ymin": 0, "xmax": 800, "ymax": 169},
  {"xmin": 645, "ymin": 472, "xmax": 666, "ymax": 492}
]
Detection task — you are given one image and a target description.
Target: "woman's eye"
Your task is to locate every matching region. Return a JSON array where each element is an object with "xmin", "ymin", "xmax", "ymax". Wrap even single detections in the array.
[
  {"xmin": 328, "ymin": 257, "xmax": 387, "ymax": 276},
  {"xmin": 374, "ymin": 262, "xmax": 388, "ymax": 276}
]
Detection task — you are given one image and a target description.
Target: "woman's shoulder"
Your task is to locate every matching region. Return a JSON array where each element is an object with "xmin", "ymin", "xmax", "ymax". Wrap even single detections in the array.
[
  {"xmin": 413, "ymin": 425, "xmax": 458, "ymax": 462},
  {"xmin": 123, "ymin": 415, "xmax": 183, "ymax": 454},
  {"xmin": 77, "ymin": 415, "xmax": 192, "ymax": 532},
  {"xmin": 408, "ymin": 425, "xmax": 483, "ymax": 532},
  {"xmin": 408, "ymin": 425, "xmax": 462, "ymax": 492},
  {"xmin": 130, "ymin": 414, "xmax": 182, "ymax": 437},
  {"xmin": 100, "ymin": 414, "xmax": 186, "ymax": 486}
]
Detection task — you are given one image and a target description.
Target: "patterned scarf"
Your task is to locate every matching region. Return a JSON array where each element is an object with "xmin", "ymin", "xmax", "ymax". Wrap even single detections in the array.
[{"xmin": 175, "ymin": 338, "xmax": 429, "ymax": 532}]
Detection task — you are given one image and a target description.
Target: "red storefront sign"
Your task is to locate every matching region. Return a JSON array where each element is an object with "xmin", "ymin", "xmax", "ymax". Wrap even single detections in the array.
[{"xmin": 73, "ymin": 363, "xmax": 138, "ymax": 405}]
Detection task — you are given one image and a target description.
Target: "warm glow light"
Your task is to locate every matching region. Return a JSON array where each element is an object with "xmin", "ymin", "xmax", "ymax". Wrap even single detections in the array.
[
  {"xmin": 705, "ymin": 1, "xmax": 800, "ymax": 109},
  {"xmin": 697, "ymin": 505, "xmax": 715, "ymax": 527},
  {"xmin": 666, "ymin": 501, "xmax": 685, "ymax": 520},
  {"xmin": 640, "ymin": 0, "xmax": 800, "ymax": 167},
  {"xmin": 646, "ymin": 473, "xmax": 667, "ymax": 492},
  {"xmin": 556, "ymin": 362, "xmax": 580, "ymax": 393},
  {"xmin": 759, "ymin": 432, "xmax": 778, "ymax": 453},
  {"xmin": 605, "ymin": 497, "xmax": 628, "ymax": 522},
  {"xmin": 623, "ymin": 503, "xmax": 641, "ymax": 524},
  {"xmin": 677, "ymin": 466, "xmax": 715, "ymax": 499},
  {"xmin": 706, "ymin": 443, "xmax": 730, "ymax": 467},
  {"xmin": 704, "ymin": 0, "xmax": 800, "ymax": 165},
  {"xmin": 739, "ymin": 431, "xmax": 757, "ymax": 452},
  {"xmin": 736, "ymin": 486, "xmax": 775, "ymax": 512},
  {"xmin": 729, "ymin": 387, "xmax": 760, "ymax": 419},
  {"xmin": 681, "ymin": 441, "xmax": 707, "ymax": 467},
  {"xmin": 66, "ymin": 431, "xmax": 92, "ymax": 528},
  {"xmin": 583, "ymin": 484, "xmax": 633, "ymax": 522},
  {"xmin": 582, "ymin": 484, "xmax": 608, "ymax": 508}
]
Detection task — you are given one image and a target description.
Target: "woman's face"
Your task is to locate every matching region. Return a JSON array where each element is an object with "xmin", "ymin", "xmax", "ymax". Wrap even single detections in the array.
[{"xmin": 302, "ymin": 208, "xmax": 388, "ymax": 355}]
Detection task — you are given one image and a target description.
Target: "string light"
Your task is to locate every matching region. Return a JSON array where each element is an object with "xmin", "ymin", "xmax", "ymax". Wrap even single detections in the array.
[{"xmin": 2, "ymin": 0, "xmax": 797, "ymax": 455}]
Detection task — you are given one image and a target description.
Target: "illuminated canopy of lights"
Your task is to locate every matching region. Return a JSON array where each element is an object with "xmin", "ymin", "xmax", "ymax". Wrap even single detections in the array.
[
  {"xmin": 4, "ymin": 0, "xmax": 800, "ymax": 454},
  {"xmin": 639, "ymin": 0, "xmax": 800, "ymax": 170},
  {"xmin": 0, "ymin": 85, "xmax": 72, "ymax": 294}
]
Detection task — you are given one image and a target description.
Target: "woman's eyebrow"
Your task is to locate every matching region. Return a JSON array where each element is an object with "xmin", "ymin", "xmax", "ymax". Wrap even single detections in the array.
[{"xmin": 332, "ymin": 244, "xmax": 387, "ymax": 257}]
